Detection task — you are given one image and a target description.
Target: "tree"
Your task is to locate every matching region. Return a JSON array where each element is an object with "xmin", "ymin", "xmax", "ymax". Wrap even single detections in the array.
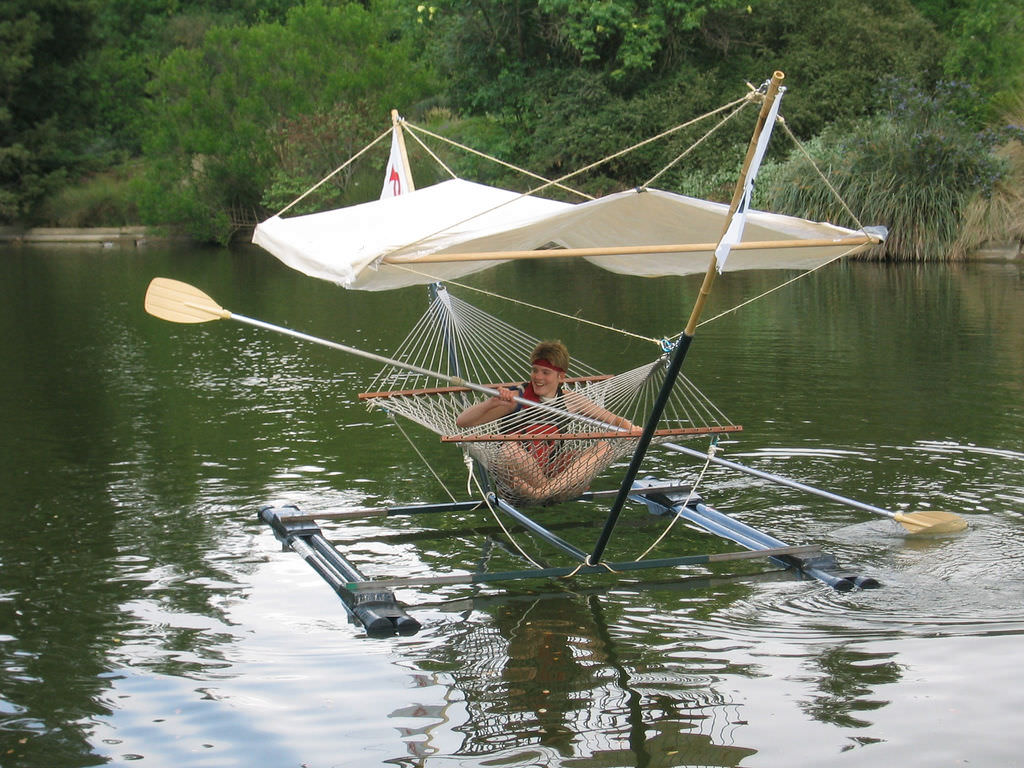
[
  {"xmin": 940, "ymin": 0, "xmax": 1024, "ymax": 119},
  {"xmin": 535, "ymin": 0, "xmax": 745, "ymax": 79},
  {"xmin": 715, "ymin": 0, "xmax": 947, "ymax": 137},
  {"xmin": 0, "ymin": 0, "xmax": 97, "ymax": 222},
  {"xmin": 138, "ymin": 0, "xmax": 436, "ymax": 242}
]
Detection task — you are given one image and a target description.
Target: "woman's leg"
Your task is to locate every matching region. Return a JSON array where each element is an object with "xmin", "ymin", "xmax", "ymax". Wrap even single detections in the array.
[
  {"xmin": 523, "ymin": 440, "xmax": 616, "ymax": 501},
  {"xmin": 493, "ymin": 442, "xmax": 549, "ymax": 501}
]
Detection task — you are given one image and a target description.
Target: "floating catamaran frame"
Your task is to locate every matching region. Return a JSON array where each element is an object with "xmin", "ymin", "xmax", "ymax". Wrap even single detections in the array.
[{"xmin": 145, "ymin": 71, "xmax": 968, "ymax": 636}]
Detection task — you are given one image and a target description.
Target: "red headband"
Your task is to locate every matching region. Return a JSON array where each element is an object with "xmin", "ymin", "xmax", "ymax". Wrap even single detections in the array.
[{"xmin": 532, "ymin": 358, "xmax": 566, "ymax": 374}]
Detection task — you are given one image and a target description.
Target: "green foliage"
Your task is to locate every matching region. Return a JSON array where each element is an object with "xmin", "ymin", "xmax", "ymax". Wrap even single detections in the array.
[
  {"xmin": 430, "ymin": 0, "xmax": 748, "ymax": 119},
  {"xmin": 761, "ymin": 80, "xmax": 1020, "ymax": 260},
  {"xmin": 0, "ymin": 1, "xmax": 97, "ymax": 221},
  {"xmin": 138, "ymin": 0, "xmax": 437, "ymax": 242},
  {"xmin": 426, "ymin": 0, "xmax": 552, "ymax": 118},
  {"xmin": 908, "ymin": 0, "xmax": 961, "ymax": 28},
  {"xmin": 718, "ymin": 0, "xmax": 947, "ymax": 137},
  {"xmin": 34, "ymin": 164, "xmax": 142, "ymax": 227},
  {"xmin": 939, "ymin": 0, "xmax": 1024, "ymax": 119},
  {"xmin": 5, "ymin": 0, "xmax": 1021, "ymax": 260},
  {"xmin": 535, "ymin": 0, "xmax": 745, "ymax": 80},
  {"xmin": 909, "ymin": 0, "xmax": 1024, "ymax": 119},
  {"xmin": 425, "ymin": 0, "xmax": 961, "ymax": 208}
]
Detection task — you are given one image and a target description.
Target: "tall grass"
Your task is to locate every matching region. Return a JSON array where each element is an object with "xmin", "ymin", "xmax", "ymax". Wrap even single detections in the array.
[
  {"xmin": 760, "ymin": 83, "xmax": 1023, "ymax": 261},
  {"xmin": 955, "ymin": 96, "xmax": 1024, "ymax": 254},
  {"xmin": 34, "ymin": 163, "xmax": 143, "ymax": 228}
]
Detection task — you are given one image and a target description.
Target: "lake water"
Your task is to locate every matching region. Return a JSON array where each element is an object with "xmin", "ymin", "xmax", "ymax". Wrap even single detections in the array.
[{"xmin": 1, "ymin": 243, "xmax": 1022, "ymax": 767}]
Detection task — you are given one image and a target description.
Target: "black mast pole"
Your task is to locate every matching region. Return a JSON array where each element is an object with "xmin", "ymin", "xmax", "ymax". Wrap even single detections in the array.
[{"xmin": 588, "ymin": 71, "xmax": 786, "ymax": 565}]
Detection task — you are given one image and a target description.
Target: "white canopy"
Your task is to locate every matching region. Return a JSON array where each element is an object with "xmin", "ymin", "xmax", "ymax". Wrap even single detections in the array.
[{"xmin": 253, "ymin": 178, "xmax": 874, "ymax": 291}]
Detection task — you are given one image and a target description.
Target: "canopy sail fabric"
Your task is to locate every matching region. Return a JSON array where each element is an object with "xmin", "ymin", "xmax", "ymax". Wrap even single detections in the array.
[
  {"xmin": 253, "ymin": 180, "xmax": 872, "ymax": 291},
  {"xmin": 253, "ymin": 179, "xmax": 572, "ymax": 290}
]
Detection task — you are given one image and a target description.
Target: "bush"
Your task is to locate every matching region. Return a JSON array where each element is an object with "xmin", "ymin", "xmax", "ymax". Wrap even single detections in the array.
[
  {"xmin": 760, "ymin": 81, "xmax": 1019, "ymax": 260},
  {"xmin": 955, "ymin": 97, "xmax": 1024, "ymax": 253},
  {"xmin": 33, "ymin": 164, "xmax": 142, "ymax": 228}
]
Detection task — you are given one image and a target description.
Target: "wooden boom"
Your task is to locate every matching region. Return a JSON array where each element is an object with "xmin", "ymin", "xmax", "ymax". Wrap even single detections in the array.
[{"xmin": 381, "ymin": 234, "xmax": 881, "ymax": 264}]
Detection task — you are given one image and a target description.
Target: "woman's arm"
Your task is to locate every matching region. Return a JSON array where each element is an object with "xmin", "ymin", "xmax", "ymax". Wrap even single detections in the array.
[
  {"xmin": 456, "ymin": 387, "xmax": 519, "ymax": 428},
  {"xmin": 564, "ymin": 391, "xmax": 639, "ymax": 431}
]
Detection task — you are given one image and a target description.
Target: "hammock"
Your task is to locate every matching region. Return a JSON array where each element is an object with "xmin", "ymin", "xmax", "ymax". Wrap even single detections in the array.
[{"xmin": 360, "ymin": 286, "xmax": 740, "ymax": 505}]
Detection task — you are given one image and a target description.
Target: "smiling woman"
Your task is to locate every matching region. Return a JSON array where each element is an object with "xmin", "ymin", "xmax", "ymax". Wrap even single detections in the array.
[{"xmin": 455, "ymin": 340, "xmax": 640, "ymax": 502}]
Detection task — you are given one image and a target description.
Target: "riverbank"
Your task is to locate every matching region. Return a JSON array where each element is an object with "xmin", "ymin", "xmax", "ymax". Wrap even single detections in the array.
[
  {"xmin": 0, "ymin": 226, "xmax": 159, "ymax": 248},
  {"xmin": 3, "ymin": 226, "xmax": 1019, "ymax": 262},
  {"xmin": 970, "ymin": 241, "xmax": 1023, "ymax": 261}
]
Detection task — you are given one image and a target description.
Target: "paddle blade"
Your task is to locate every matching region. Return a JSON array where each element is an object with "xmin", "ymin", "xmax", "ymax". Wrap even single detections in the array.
[
  {"xmin": 893, "ymin": 510, "xmax": 968, "ymax": 534},
  {"xmin": 145, "ymin": 278, "xmax": 230, "ymax": 324}
]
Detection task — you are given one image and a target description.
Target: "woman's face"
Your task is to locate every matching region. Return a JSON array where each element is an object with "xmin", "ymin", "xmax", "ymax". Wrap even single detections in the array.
[{"xmin": 530, "ymin": 363, "xmax": 565, "ymax": 398}]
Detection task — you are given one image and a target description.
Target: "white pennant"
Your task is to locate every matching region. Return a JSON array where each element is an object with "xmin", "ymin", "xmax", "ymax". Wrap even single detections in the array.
[
  {"xmin": 380, "ymin": 126, "xmax": 409, "ymax": 199},
  {"xmin": 715, "ymin": 88, "xmax": 785, "ymax": 272}
]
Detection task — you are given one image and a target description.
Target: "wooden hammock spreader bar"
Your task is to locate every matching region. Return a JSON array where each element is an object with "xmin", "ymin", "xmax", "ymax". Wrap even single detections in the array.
[
  {"xmin": 441, "ymin": 424, "xmax": 742, "ymax": 443},
  {"xmin": 380, "ymin": 234, "xmax": 882, "ymax": 265},
  {"xmin": 342, "ymin": 544, "xmax": 823, "ymax": 590},
  {"xmin": 358, "ymin": 374, "xmax": 614, "ymax": 401}
]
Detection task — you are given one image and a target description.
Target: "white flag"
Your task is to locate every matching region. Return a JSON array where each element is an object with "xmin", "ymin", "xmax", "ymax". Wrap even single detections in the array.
[
  {"xmin": 715, "ymin": 87, "xmax": 784, "ymax": 272},
  {"xmin": 380, "ymin": 126, "xmax": 409, "ymax": 199}
]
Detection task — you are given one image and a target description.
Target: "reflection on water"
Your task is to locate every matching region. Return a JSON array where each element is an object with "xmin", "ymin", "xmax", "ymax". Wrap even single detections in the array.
[
  {"xmin": 0, "ymin": 245, "xmax": 1022, "ymax": 766},
  {"xmin": 387, "ymin": 594, "xmax": 759, "ymax": 766}
]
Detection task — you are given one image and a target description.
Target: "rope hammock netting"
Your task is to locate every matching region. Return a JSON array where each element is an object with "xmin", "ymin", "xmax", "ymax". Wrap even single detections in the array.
[{"xmin": 360, "ymin": 286, "xmax": 740, "ymax": 506}]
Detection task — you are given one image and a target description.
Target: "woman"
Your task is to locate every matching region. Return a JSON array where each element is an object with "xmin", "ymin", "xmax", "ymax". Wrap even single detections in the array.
[{"xmin": 456, "ymin": 341, "xmax": 638, "ymax": 502}]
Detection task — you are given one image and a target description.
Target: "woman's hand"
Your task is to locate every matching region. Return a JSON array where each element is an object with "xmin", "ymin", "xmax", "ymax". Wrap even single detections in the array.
[{"xmin": 496, "ymin": 387, "xmax": 517, "ymax": 402}]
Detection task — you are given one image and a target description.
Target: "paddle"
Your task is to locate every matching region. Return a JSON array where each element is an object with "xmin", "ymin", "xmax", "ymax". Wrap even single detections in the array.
[
  {"xmin": 662, "ymin": 441, "xmax": 968, "ymax": 534},
  {"xmin": 144, "ymin": 277, "xmax": 614, "ymax": 430}
]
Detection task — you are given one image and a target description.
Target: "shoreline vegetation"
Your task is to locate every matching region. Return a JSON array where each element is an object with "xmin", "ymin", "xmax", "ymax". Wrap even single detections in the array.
[
  {"xmin": 4, "ymin": 1, "xmax": 1023, "ymax": 262},
  {"xmin": 3, "ymin": 226, "xmax": 1019, "ymax": 263}
]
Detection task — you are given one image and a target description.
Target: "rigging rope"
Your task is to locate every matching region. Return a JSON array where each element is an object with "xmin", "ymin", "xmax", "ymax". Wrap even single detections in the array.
[
  {"xmin": 778, "ymin": 116, "xmax": 868, "ymax": 232},
  {"xmin": 381, "ymin": 95, "xmax": 876, "ymax": 353},
  {"xmin": 402, "ymin": 121, "xmax": 594, "ymax": 200},
  {"xmin": 643, "ymin": 97, "xmax": 753, "ymax": 188},
  {"xmin": 389, "ymin": 412, "xmax": 459, "ymax": 502},
  {"xmin": 372, "ymin": 94, "xmax": 758, "ymax": 266},
  {"xmin": 657, "ymin": 105, "xmax": 880, "ymax": 339},
  {"xmin": 401, "ymin": 124, "xmax": 459, "ymax": 182},
  {"xmin": 272, "ymin": 125, "xmax": 393, "ymax": 218},
  {"xmin": 469, "ymin": 466, "xmax": 543, "ymax": 569},
  {"xmin": 270, "ymin": 91, "xmax": 875, "ymax": 355},
  {"xmin": 634, "ymin": 441, "xmax": 718, "ymax": 561},
  {"xmin": 692, "ymin": 242, "xmax": 863, "ymax": 331},
  {"xmin": 386, "ymin": 262, "xmax": 662, "ymax": 347}
]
